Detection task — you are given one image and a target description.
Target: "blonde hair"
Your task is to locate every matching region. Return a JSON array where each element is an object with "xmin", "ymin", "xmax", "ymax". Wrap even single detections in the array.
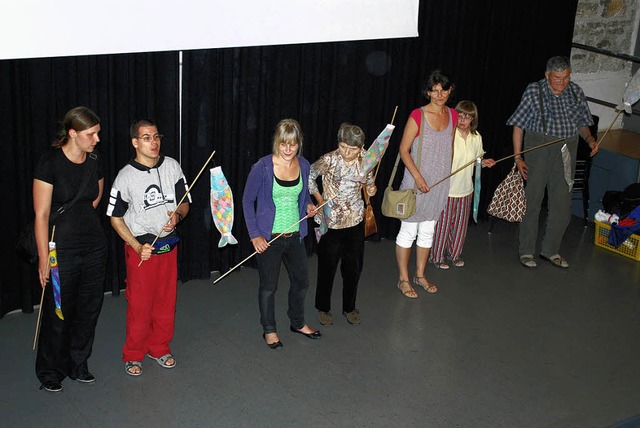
[{"xmin": 272, "ymin": 118, "xmax": 303, "ymax": 155}]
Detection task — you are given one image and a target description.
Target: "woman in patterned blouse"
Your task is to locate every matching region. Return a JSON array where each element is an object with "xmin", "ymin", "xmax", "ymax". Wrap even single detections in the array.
[{"xmin": 309, "ymin": 123, "xmax": 377, "ymax": 326}]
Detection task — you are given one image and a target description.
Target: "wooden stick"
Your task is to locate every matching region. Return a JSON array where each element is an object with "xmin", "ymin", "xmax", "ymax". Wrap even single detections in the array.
[
  {"xmin": 33, "ymin": 225, "xmax": 57, "ymax": 350},
  {"xmin": 390, "ymin": 105, "xmax": 399, "ymax": 126},
  {"xmin": 595, "ymin": 109, "xmax": 622, "ymax": 149},
  {"xmin": 138, "ymin": 149, "xmax": 216, "ymax": 267},
  {"xmin": 428, "ymin": 137, "xmax": 567, "ymax": 190},
  {"xmin": 429, "ymin": 152, "xmax": 485, "ymax": 189},
  {"xmin": 492, "ymin": 137, "xmax": 566, "ymax": 164},
  {"xmin": 372, "ymin": 106, "xmax": 400, "ymax": 182},
  {"xmin": 33, "ymin": 287, "xmax": 45, "ymax": 351},
  {"xmin": 213, "ymin": 200, "xmax": 330, "ymax": 284}
]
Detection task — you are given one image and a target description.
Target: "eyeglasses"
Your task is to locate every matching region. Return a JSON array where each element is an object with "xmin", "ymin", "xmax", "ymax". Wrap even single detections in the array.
[
  {"xmin": 458, "ymin": 115, "xmax": 474, "ymax": 122},
  {"xmin": 135, "ymin": 134, "xmax": 163, "ymax": 143},
  {"xmin": 549, "ymin": 75, "xmax": 570, "ymax": 83},
  {"xmin": 428, "ymin": 89, "xmax": 450, "ymax": 96}
]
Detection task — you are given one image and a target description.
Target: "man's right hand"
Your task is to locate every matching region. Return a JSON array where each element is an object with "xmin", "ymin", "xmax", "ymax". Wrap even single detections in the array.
[{"xmin": 137, "ymin": 243, "xmax": 154, "ymax": 261}]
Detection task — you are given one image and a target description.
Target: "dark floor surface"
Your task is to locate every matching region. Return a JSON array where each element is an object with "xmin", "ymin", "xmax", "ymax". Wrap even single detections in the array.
[{"xmin": 2, "ymin": 217, "xmax": 640, "ymax": 428}]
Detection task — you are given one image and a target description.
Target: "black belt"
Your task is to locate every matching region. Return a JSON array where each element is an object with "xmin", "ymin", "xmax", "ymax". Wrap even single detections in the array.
[{"xmin": 278, "ymin": 231, "xmax": 299, "ymax": 238}]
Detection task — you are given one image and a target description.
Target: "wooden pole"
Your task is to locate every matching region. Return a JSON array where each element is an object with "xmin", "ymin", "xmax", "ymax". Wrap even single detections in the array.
[
  {"xmin": 429, "ymin": 152, "xmax": 485, "ymax": 189},
  {"xmin": 595, "ymin": 109, "xmax": 622, "ymax": 149},
  {"xmin": 213, "ymin": 200, "xmax": 330, "ymax": 284}
]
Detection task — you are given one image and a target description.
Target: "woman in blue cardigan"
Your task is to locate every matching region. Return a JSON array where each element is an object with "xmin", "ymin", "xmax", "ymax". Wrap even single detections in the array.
[{"xmin": 242, "ymin": 118, "xmax": 321, "ymax": 349}]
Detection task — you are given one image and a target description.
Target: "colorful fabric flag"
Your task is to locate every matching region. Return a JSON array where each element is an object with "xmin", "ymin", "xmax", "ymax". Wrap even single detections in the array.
[
  {"xmin": 314, "ymin": 124, "xmax": 395, "ymax": 241},
  {"xmin": 210, "ymin": 166, "xmax": 238, "ymax": 248},
  {"xmin": 348, "ymin": 124, "xmax": 395, "ymax": 183},
  {"xmin": 472, "ymin": 158, "xmax": 482, "ymax": 223},
  {"xmin": 48, "ymin": 241, "xmax": 64, "ymax": 320}
]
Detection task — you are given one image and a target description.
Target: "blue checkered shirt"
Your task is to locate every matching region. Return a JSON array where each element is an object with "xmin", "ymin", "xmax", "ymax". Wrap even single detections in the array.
[{"xmin": 507, "ymin": 79, "xmax": 593, "ymax": 138}]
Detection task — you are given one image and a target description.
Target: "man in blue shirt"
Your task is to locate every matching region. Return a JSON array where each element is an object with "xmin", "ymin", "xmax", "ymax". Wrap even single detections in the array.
[{"xmin": 507, "ymin": 56, "xmax": 599, "ymax": 269}]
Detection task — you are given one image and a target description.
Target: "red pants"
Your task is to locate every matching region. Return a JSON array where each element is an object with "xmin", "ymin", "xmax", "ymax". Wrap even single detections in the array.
[{"xmin": 122, "ymin": 244, "xmax": 177, "ymax": 362}]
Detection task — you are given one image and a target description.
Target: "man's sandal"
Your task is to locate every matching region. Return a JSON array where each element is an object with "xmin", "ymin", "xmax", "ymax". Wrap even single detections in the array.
[
  {"xmin": 519, "ymin": 255, "xmax": 537, "ymax": 269},
  {"xmin": 125, "ymin": 361, "xmax": 142, "ymax": 376},
  {"xmin": 397, "ymin": 279, "xmax": 418, "ymax": 299},
  {"xmin": 147, "ymin": 353, "xmax": 176, "ymax": 369},
  {"xmin": 540, "ymin": 254, "xmax": 569, "ymax": 269},
  {"xmin": 414, "ymin": 276, "xmax": 438, "ymax": 294}
]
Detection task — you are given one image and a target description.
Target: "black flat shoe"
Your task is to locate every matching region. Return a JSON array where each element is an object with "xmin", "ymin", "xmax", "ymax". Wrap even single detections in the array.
[
  {"xmin": 40, "ymin": 381, "xmax": 63, "ymax": 393},
  {"xmin": 69, "ymin": 371, "xmax": 96, "ymax": 383},
  {"xmin": 289, "ymin": 325, "xmax": 322, "ymax": 339},
  {"xmin": 262, "ymin": 333, "xmax": 283, "ymax": 349}
]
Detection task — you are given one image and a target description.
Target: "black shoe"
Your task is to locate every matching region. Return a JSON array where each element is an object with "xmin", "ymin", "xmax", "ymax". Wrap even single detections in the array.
[
  {"xmin": 40, "ymin": 381, "xmax": 63, "ymax": 393},
  {"xmin": 289, "ymin": 325, "xmax": 322, "ymax": 339},
  {"xmin": 262, "ymin": 333, "xmax": 283, "ymax": 349},
  {"xmin": 69, "ymin": 371, "xmax": 96, "ymax": 383}
]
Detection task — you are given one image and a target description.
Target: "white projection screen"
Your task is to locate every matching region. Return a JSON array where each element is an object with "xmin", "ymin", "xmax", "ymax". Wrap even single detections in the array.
[{"xmin": 1, "ymin": 0, "xmax": 419, "ymax": 60}]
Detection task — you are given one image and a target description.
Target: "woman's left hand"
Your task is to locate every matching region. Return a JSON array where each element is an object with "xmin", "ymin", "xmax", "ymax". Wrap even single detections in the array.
[
  {"xmin": 415, "ymin": 174, "xmax": 429, "ymax": 193},
  {"xmin": 482, "ymin": 158, "xmax": 496, "ymax": 168},
  {"xmin": 307, "ymin": 204, "xmax": 320, "ymax": 217}
]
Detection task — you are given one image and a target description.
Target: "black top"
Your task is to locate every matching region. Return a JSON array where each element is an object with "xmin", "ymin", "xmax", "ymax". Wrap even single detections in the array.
[{"xmin": 34, "ymin": 148, "xmax": 107, "ymax": 250}]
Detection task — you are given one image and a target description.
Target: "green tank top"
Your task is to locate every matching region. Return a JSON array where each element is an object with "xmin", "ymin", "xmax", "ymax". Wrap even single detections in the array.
[{"xmin": 272, "ymin": 175, "xmax": 302, "ymax": 233}]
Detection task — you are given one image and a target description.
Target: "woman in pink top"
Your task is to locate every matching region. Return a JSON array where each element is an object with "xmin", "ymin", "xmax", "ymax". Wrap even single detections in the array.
[{"xmin": 395, "ymin": 70, "xmax": 458, "ymax": 299}]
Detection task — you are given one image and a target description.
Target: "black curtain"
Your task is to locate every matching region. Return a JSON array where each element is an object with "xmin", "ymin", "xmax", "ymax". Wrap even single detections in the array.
[
  {"xmin": 2, "ymin": 53, "xmax": 178, "ymax": 317},
  {"xmin": 179, "ymin": 0, "xmax": 579, "ymax": 281},
  {"xmin": 2, "ymin": 0, "xmax": 578, "ymax": 316}
]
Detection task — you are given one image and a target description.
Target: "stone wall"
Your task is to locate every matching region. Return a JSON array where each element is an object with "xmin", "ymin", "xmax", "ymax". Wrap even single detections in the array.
[{"xmin": 571, "ymin": 0, "xmax": 640, "ymax": 130}]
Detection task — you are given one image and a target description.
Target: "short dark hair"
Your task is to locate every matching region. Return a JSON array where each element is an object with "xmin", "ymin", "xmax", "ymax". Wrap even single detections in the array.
[
  {"xmin": 422, "ymin": 69, "xmax": 454, "ymax": 98},
  {"xmin": 130, "ymin": 119, "xmax": 157, "ymax": 139}
]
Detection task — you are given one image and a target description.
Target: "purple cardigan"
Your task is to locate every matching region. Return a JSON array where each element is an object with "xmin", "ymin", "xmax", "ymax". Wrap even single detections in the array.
[{"xmin": 242, "ymin": 154, "xmax": 313, "ymax": 240}]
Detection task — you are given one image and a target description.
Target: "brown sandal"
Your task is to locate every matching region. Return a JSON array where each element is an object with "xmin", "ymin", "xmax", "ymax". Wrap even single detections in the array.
[
  {"xmin": 413, "ymin": 276, "xmax": 438, "ymax": 294},
  {"xmin": 397, "ymin": 279, "xmax": 418, "ymax": 299}
]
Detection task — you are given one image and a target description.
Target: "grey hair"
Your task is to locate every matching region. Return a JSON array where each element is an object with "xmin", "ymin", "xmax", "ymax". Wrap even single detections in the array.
[
  {"xmin": 546, "ymin": 56, "xmax": 571, "ymax": 73},
  {"xmin": 337, "ymin": 123, "xmax": 365, "ymax": 148}
]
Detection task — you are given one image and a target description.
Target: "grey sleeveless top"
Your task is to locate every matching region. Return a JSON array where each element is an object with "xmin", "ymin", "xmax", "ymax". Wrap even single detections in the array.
[{"xmin": 399, "ymin": 106, "xmax": 453, "ymax": 222}]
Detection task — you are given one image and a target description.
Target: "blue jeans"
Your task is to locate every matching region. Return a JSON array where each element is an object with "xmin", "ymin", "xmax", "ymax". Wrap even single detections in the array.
[{"xmin": 256, "ymin": 234, "xmax": 309, "ymax": 333}]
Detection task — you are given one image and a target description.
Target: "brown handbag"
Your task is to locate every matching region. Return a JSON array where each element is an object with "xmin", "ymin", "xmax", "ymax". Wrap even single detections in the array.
[{"xmin": 363, "ymin": 190, "xmax": 377, "ymax": 237}]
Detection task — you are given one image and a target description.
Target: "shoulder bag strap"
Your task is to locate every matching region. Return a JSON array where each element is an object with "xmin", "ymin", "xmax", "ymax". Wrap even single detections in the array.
[
  {"xmin": 51, "ymin": 153, "xmax": 98, "ymax": 222},
  {"xmin": 387, "ymin": 109, "xmax": 424, "ymax": 191},
  {"xmin": 537, "ymin": 82, "xmax": 547, "ymax": 134}
]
